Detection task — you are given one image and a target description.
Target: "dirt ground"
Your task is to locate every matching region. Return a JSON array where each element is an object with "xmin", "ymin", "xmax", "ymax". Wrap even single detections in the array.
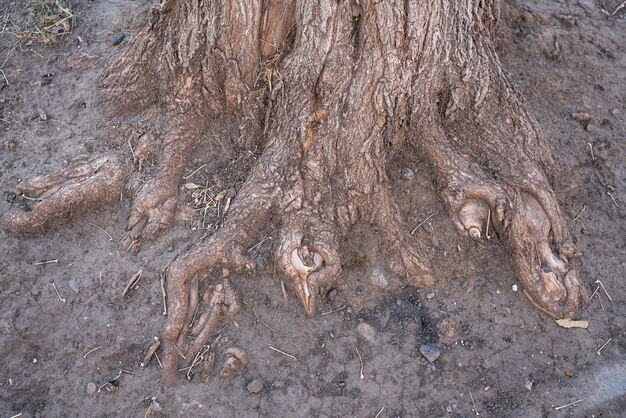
[{"xmin": 0, "ymin": 0, "xmax": 624, "ymax": 417}]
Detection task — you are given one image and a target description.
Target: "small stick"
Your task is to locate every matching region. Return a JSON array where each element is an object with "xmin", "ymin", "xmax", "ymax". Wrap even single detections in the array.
[
  {"xmin": 374, "ymin": 407, "xmax": 385, "ymax": 418},
  {"xmin": 596, "ymin": 293, "xmax": 605, "ymax": 311},
  {"xmin": 252, "ymin": 306, "xmax": 285, "ymax": 336},
  {"xmin": 594, "ymin": 279, "xmax": 613, "ymax": 301},
  {"xmin": 83, "ymin": 346, "xmax": 102, "ymax": 358},
  {"xmin": 154, "ymin": 352, "xmax": 163, "ymax": 369},
  {"xmin": 160, "ymin": 274, "xmax": 167, "ymax": 316},
  {"xmin": 321, "ymin": 305, "xmax": 348, "ymax": 316},
  {"xmin": 128, "ymin": 137, "xmax": 136, "ymax": 162},
  {"xmin": 99, "ymin": 271, "xmax": 104, "ymax": 287},
  {"xmin": 122, "ymin": 269, "xmax": 143, "ymax": 298},
  {"xmin": 280, "ymin": 280, "xmax": 288, "ymax": 301},
  {"xmin": 34, "ymin": 259, "xmax": 58, "ymax": 266},
  {"xmin": 607, "ymin": 191, "xmax": 619, "ymax": 207},
  {"xmin": 268, "ymin": 345, "xmax": 297, "ymax": 361},
  {"xmin": 597, "ymin": 337, "xmax": 612, "ymax": 355},
  {"xmin": 186, "ymin": 345, "xmax": 211, "ymax": 380},
  {"xmin": 141, "ymin": 337, "xmax": 161, "ymax": 367},
  {"xmin": 183, "ymin": 164, "xmax": 207, "ymax": 180},
  {"xmin": 411, "ymin": 213, "xmax": 434, "ymax": 235},
  {"xmin": 589, "ymin": 285, "xmax": 600, "ymax": 300},
  {"xmin": 554, "ymin": 399, "xmax": 581, "ymax": 411},
  {"xmin": 173, "ymin": 345, "xmax": 187, "ymax": 360},
  {"xmin": 10, "ymin": 413, "xmax": 22, "ymax": 418},
  {"xmin": 89, "ymin": 223, "xmax": 113, "ymax": 241},
  {"xmin": 572, "ymin": 205, "xmax": 586, "ymax": 222},
  {"xmin": 469, "ymin": 391, "xmax": 480, "ymax": 415},
  {"xmin": 355, "ymin": 346, "xmax": 365, "ymax": 380},
  {"xmin": 247, "ymin": 235, "xmax": 272, "ymax": 253},
  {"xmin": 51, "ymin": 282, "xmax": 66, "ymax": 303},
  {"xmin": 587, "ymin": 142, "xmax": 595, "ymax": 161}
]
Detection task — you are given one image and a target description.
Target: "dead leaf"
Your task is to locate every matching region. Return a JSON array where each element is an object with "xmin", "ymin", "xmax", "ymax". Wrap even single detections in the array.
[
  {"xmin": 184, "ymin": 182, "xmax": 202, "ymax": 190},
  {"xmin": 555, "ymin": 319, "xmax": 589, "ymax": 329}
]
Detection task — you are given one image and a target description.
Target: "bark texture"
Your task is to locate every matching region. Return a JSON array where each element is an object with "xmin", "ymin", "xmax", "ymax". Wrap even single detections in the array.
[{"xmin": 4, "ymin": 0, "xmax": 588, "ymax": 386}]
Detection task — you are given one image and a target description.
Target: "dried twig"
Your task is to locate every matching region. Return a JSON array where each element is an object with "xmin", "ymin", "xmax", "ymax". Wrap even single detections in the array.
[
  {"xmin": 122, "ymin": 269, "xmax": 143, "ymax": 298},
  {"xmin": 321, "ymin": 305, "xmax": 348, "ymax": 316},
  {"xmin": 594, "ymin": 279, "xmax": 613, "ymax": 302},
  {"xmin": 607, "ymin": 191, "xmax": 619, "ymax": 207},
  {"xmin": 83, "ymin": 346, "xmax": 102, "ymax": 358},
  {"xmin": 374, "ymin": 407, "xmax": 384, "ymax": 418},
  {"xmin": 34, "ymin": 259, "xmax": 58, "ymax": 266},
  {"xmin": 89, "ymin": 223, "xmax": 113, "ymax": 241},
  {"xmin": 355, "ymin": 346, "xmax": 365, "ymax": 380},
  {"xmin": 268, "ymin": 345, "xmax": 297, "ymax": 361},
  {"xmin": 252, "ymin": 306, "xmax": 285, "ymax": 336},
  {"xmin": 160, "ymin": 273, "xmax": 167, "ymax": 316},
  {"xmin": 411, "ymin": 213, "xmax": 434, "ymax": 235},
  {"xmin": 597, "ymin": 337, "xmax": 612, "ymax": 355},
  {"xmin": 51, "ymin": 282, "xmax": 66, "ymax": 303},
  {"xmin": 469, "ymin": 391, "xmax": 480, "ymax": 415},
  {"xmin": 183, "ymin": 164, "xmax": 207, "ymax": 180},
  {"xmin": 572, "ymin": 205, "xmax": 586, "ymax": 222},
  {"xmin": 554, "ymin": 399, "xmax": 581, "ymax": 411},
  {"xmin": 140, "ymin": 337, "xmax": 161, "ymax": 367}
]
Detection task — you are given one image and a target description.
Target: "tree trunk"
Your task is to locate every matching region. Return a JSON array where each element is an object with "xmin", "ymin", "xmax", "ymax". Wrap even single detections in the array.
[{"xmin": 5, "ymin": 0, "xmax": 588, "ymax": 386}]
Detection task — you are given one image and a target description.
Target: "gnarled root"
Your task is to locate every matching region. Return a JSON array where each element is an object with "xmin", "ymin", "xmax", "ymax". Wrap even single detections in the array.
[
  {"xmin": 161, "ymin": 233, "xmax": 254, "ymax": 386},
  {"xmin": 276, "ymin": 212, "xmax": 341, "ymax": 316},
  {"xmin": 5, "ymin": 154, "xmax": 127, "ymax": 236}
]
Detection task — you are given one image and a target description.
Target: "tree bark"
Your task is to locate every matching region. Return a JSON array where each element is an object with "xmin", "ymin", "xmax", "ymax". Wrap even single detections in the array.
[{"xmin": 5, "ymin": 0, "xmax": 588, "ymax": 386}]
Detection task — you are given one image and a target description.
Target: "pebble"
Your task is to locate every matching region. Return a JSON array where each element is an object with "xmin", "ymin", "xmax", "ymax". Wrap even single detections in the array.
[
  {"xmin": 247, "ymin": 379, "xmax": 264, "ymax": 394},
  {"xmin": 111, "ymin": 34, "xmax": 125, "ymax": 46},
  {"xmin": 370, "ymin": 268, "xmax": 388, "ymax": 288},
  {"xmin": 426, "ymin": 291, "xmax": 436, "ymax": 299},
  {"xmin": 68, "ymin": 278, "xmax": 80, "ymax": 294},
  {"xmin": 4, "ymin": 191, "xmax": 17, "ymax": 203},
  {"xmin": 86, "ymin": 382, "xmax": 97, "ymax": 395},
  {"xmin": 255, "ymin": 254, "xmax": 268, "ymax": 270},
  {"xmin": 512, "ymin": 284, "xmax": 518, "ymax": 292},
  {"xmin": 357, "ymin": 322, "xmax": 376, "ymax": 342},
  {"xmin": 419, "ymin": 343, "xmax": 441, "ymax": 363},
  {"xmin": 38, "ymin": 110, "xmax": 48, "ymax": 121},
  {"xmin": 524, "ymin": 377, "xmax": 533, "ymax": 391},
  {"xmin": 401, "ymin": 167, "xmax": 415, "ymax": 180}
]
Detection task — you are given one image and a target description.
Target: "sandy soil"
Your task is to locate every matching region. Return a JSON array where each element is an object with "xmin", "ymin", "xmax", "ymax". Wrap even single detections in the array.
[{"xmin": 1, "ymin": 0, "xmax": 624, "ymax": 416}]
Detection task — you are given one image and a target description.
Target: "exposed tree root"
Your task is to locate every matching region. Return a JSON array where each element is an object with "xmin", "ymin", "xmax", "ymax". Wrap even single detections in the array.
[
  {"xmin": 3, "ymin": 0, "xmax": 590, "ymax": 387},
  {"xmin": 5, "ymin": 154, "xmax": 126, "ymax": 236}
]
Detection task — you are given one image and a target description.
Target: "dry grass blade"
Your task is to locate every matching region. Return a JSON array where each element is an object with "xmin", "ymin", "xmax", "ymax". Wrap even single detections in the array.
[{"xmin": 16, "ymin": 0, "xmax": 74, "ymax": 44}]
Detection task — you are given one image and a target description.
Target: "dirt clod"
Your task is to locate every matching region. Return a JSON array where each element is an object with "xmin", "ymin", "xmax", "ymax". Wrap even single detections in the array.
[{"xmin": 247, "ymin": 378, "xmax": 264, "ymax": 394}]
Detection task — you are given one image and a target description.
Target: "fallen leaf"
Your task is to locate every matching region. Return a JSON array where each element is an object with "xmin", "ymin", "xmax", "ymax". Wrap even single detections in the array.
[
  {"xmin": 184, "ymin": 182, "xmax": 202, "ymax": 190},
  {"xmin": 555, "ymin": 319, "xmax": 589, "ymax": 329}
]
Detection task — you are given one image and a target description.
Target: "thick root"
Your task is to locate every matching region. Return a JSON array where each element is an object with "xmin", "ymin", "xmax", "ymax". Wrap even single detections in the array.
[
  {"xmin": 5, "ymin": 154, "xmax": 127, "ymax": 236},
  {"xmin": 161, "ymin": 233, "xmax": 254, "ymax": 386},
  {"xmin": 276, "ymin": 212, "xmax": 341, "ymax": 316}
]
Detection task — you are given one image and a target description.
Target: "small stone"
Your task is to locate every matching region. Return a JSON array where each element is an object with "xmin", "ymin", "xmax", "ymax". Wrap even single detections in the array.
[
  {"xmin": 226, "ymin": 187, "xmax": 237, "ymax": 198},
  {"xmin": 32, "ymin": 358, "xmax": 37, "ymax": 363},
  {"xmin": 524, "ymin": 377, "xmax": 533, "ymax": 391},
  {"xmin": 86, "ymin": 382, "xmax": 97, "ymax": 395},
  {"xmin": 247, "ymin": 379, "xmax": 264, "ymax": 394},
  {"xmin": 370, "ymin": 268, "xmax": 388, "ymax": 288},
  {"xmin": 255, "ymin": 254, "xmax": 268, "ymax": 270},
  {"xmin": 426, "ymin": 291, "xmax": 436, "ymax": 299},
  {"xmin": 512, "ymin": 284, "xmax": 518, "ymax": 292},
  {"xmin": 38, "ymin": 110, "xmax": 48, "ymax": 121},
  {"xmin": 357, "ymin": 323, "xmax": 376, "ymax": 342},
  {"xmin": 111, "ymin": 34, "xmax": 125, "ymax": 46},
  {"xmin": 419, "ymin": 343, "xmax": 441, "ymax": 363},
  {"xmin": 401, "ymin": 167, "xmax": 415, "ymax": 180},
  {"xmin": 68, "ymin": 278, "xmax": 80, "ymax": 294}
]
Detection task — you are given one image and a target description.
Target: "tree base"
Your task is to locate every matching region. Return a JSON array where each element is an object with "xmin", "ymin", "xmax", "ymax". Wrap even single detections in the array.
[{"xmin": 3, "ymin": 0, "xmax": 589, "ymax": 386}]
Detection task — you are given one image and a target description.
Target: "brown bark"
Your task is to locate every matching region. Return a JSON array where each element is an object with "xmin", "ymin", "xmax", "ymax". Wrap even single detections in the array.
[{"xmin": 4, "ymin": 0, "xmax": 588, "ymax": 386}]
